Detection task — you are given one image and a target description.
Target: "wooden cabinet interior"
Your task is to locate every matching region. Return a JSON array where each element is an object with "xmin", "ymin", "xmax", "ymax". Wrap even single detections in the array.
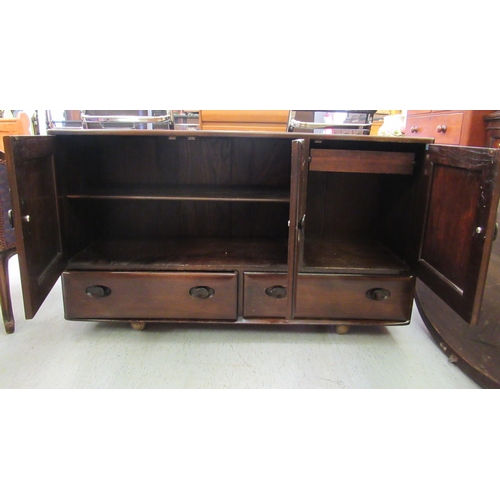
[
  {"xmin": 60, "ymin": 135, "xmax": 292, "ymax": 271},
  {"xmin": 5, "ymin": 130, "xmax": 499, "ymax": 331}
]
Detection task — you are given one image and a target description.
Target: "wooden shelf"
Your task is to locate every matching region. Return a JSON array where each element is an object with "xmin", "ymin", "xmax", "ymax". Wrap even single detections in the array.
[
  {"xmin": 66, "ymin": 237, "xmax": 289, "ymax": 271},
  {"xmin": 302, "ymin": 238, "xmax": 411, "ymax": 275},
  {"xmin": 66, "ymin": 185, "xmax": 290, "ymax": 203}
]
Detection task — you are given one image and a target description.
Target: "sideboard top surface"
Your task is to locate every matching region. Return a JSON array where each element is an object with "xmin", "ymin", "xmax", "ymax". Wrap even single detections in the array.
[{"xmin": 47, "ymin": 128, "xmax": 435, "ymax": 145}]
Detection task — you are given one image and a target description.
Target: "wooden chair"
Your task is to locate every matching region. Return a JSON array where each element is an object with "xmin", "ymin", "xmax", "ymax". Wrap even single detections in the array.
[{"xmin": 0, "ymin": 111, "xmax": 31, "ymax": 333}]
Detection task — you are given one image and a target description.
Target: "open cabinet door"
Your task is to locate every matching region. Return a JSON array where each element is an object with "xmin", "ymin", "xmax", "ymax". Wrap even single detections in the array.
[
  {"xmin": 4, "ymin": 136, "xmax": 67, "ymax": 319},
  {"xmin": 418, "ymin": 145, "xmax": 500, "ymax": 325}
]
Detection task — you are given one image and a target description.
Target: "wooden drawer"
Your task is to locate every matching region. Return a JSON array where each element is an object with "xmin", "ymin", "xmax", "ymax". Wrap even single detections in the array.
[
  {"xmin": 309, "ymin": 149, "xmax": 415, "ymax": 175},
  {"xmin": 294, "ymin": 274, "xmax": 415, "ymax": 321},
  {"xmin": 62, "ymin": 271, "xmax": 238, "ymax": 320},
  {"xmin": 406, "ymin": 112, "xmax": 464, "ymax": 144},
  {"xmin": 243, "ymin": 273, "xmax": 287, "ymax": 318}
]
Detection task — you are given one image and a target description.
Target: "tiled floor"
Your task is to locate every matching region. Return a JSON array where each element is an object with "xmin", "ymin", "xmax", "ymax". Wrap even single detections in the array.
[{"xmin": 0, "ymin": 255, "xmax": 479, "ymax": 389}]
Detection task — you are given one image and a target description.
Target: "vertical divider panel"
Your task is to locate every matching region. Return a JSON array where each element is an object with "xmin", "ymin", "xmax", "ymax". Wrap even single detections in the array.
[{"xmin": 287, "ymin": 139, "xmax": 309, "ymax": 320}]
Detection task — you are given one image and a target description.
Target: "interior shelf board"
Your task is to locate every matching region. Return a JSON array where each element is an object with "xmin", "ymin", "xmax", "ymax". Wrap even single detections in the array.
[
  {"xmin": 66, "ymin": 185, "xmax": 291, "ymax": 203},
  {"xmin": 66, "ymin": 237, "xmax": 289, "ymax": 271},
  {"xmin": 302, "ymin": 238, "xmax": 411, "ymax": 275}
]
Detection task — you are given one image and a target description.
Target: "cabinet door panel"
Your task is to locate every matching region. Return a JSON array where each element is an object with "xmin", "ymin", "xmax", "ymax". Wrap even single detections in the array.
[
  {"xmin": 5, "ymin": 136, "xmax": 67, "ymax": 319},
  {"xmin": 418, "ymin": 145, "xmax": 500, "ymax": 324}
]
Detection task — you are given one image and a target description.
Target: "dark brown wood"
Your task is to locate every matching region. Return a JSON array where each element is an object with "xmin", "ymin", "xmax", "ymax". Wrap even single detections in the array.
[
  {"xmin": 0, "ymin": 247, "xmax": 17, "ymax": 333},
  {"xmin": 294, "ymin": 275, "xmax": 415, "ymax": 321},
  {"xmin": 63, "ymin": 271, "xmax": 238, "ymax": 320},
  {"xmin": 243, "ymin": 273, "xmax": 288, "ymax": 318},
  {"xmin": 302, "ymin": 238, "xmax": 410, "ymax": 275},
  {"xmin": 66, "ymin": 237, "xmax": 289, "ymax": 271},
  {"xmin": 287, "ymin": 139, "xmax": 308, "ymax": 320},
  {"xmin": 415, "ymin": 206, "xmax": 500, "ymax": 388},
  {"xmin": 66, "ymin": 185, "xmax": 290, "ymax": 202},
  {"xmin": 5, "ymin": 129, "xmax": 499, "ymax": 338},
  {"xmin": 4, "ymin": 136, "xmax": 67, "ymax": 319},
  {"xmin": 310, "ymin": 149, "xmax": 415, "ymax": 175},
  {"xmin": 417, "ymin": 145, "xmax": 500, "ymax": 324},
  {"xmin": 48, "ymin": 128, "xmax": 433, "ymax": 144}
]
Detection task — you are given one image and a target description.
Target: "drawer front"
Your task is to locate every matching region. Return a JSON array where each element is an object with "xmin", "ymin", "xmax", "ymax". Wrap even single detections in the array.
[
  {"xmin": 295, "ymin": 275, "xmax": 414, "ymax": 321},
  {"xmin": 243, "ymin": 273, "xmax": 288, "ymax": 318},
  {"xmin": 406, "ymin": 112, "xmax": 463, "ymax": 144},
  {"xmin": 62, "ymin": 271, "xmax": 238, "ymax": 320},
  {"xmin": 310, "ymin": 149, "xmax": 415, "ymax": 175}
]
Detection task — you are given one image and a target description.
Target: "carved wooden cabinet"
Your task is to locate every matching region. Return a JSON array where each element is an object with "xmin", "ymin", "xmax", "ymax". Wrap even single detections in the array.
[
  {"xmin": 4, "ymin": 130, "xmax": 500, "ymax": 333},
  {"xmin": 405, "ymin": 110, "xmax": 493, "ymax": 146}
]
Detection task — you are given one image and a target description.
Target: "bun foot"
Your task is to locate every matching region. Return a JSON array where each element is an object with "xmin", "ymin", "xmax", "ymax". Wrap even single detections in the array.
[
  {"xmin": 336, "ymin": 325, "xmax": 350, "ymax": 335},
  {"xmin": 131, "ymin": 321, "xmax": 146, "ymax": 331}
]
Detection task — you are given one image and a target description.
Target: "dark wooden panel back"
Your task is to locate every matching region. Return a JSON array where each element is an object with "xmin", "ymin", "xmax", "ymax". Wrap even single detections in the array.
[{"xmin": 305, "ymin": 172, "xmax": 381, "ymax": 240}]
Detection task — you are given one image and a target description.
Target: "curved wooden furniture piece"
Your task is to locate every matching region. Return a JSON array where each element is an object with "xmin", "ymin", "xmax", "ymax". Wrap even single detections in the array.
[
  {"xmin": 0, "ymin": 153, "xmax": 17, "ymax": 333},
  {"xmin": 0, "ymin": 112, "xmax": 30, "ymax": 333},
  {"xmin": 416, "ymin": 210, "xmax": 500, "ymax": 388}
]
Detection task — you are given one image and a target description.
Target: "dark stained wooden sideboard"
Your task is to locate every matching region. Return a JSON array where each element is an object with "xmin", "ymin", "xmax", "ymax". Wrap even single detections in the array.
[{"xmin": 4, "ymin": 130, "xmax": 500, "ymax": 339}]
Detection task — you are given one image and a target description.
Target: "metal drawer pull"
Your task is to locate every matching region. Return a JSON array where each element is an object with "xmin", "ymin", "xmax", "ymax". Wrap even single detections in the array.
[
  {"xmin": 366, "ymin": 288, "xmax": 391, "ymax": 301},
  {"xmin": 86, "ymin": 285, "xmax": 112, "ymax": 298},
  {"xmin": 189, "ymin": 286, "xmax": 215, "ymax": 299},
  {"xmin": 436, "ymin": 125, "xmax": 447, "ymax": 133},
  {"xmin": 410, "ymin": 126, "xmax": 419, "ymax": 133},
  {"xmin": 265, "ymin": 285, "xmax": 287, "ymax": 299}
]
